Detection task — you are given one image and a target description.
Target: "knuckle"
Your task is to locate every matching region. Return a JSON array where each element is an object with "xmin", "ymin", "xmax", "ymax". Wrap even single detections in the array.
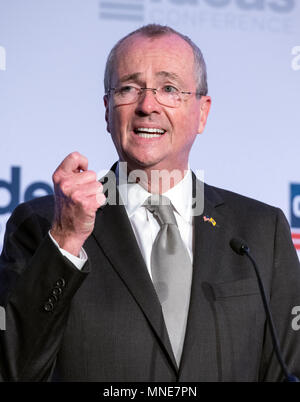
[
  {"xmin": 71, "ymin": 190, "xmax": 81, "ymax": 203},
  {"xmin": 60, "ymin": 180, "xmax": 70, "ymax": 194},
  {"xmin": 80, "ymin": 199, "xmax": 89, "ymax": 210},
  {"xmin": 96, "ymin": 192, "xmax": 106, "ymax": 206},
  {"xmin": 91, "ymin": 171, "xmax": 97, "ymax": 180},
  {"xmin": 52, "ymin": 171, "xmax": 59, "ymax": 183},
  {"xmin": 70, "ymin": 151, "xmax": 80, "ymax": 160},
  {"xmin": 52, "ymin": 169, "xmax": 62, "ymax": 184},
  {"xmin": 85, "ymin": 170, "xmax": 97, "ymax": 181},
  {"xmin": 96, "ymin": 187, "xmax": 104, "ymax": 198}
]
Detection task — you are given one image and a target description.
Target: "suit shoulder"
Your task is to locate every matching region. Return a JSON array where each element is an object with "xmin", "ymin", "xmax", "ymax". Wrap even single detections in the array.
[
  {"xmin": 8, "ymin": 195, "xmax": 55, "ymax": 227},
  {"xmin": 205, "ymin": 183, "xmax": 280, "ymax": 217}
]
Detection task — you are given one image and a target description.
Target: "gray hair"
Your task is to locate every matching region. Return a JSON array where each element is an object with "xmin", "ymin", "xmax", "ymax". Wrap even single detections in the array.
[{"xmin": 104, "ymin": 24, "xmax": 208, "ymax": 97}]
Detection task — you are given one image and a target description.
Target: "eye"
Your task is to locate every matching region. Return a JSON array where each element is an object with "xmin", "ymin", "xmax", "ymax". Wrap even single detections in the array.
[
  {"xmin": 117, "ymin": 86, "xmax": 137, "ymax": 95},
  {"xmin": 163, "ymin": 85, "xmax": 179, "ymax": 94}
]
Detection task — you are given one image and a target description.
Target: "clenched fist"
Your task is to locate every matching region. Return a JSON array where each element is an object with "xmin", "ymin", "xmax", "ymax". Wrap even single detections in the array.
[{"xmin": 50, "ymin": 152, "xmax": 106, "ymax": 256}]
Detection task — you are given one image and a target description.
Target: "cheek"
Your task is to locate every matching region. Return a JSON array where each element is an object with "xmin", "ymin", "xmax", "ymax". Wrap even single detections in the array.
[
  {"xmin": 182, "ymin": 107, "xmax": 201, "ymax": 134},
  {"xmin": 110, "ymin": 107, "xmax": 132, "ymax": 135},
  {"xmin": 173, "ymin": 110, "xmax": 199, "ymax": 150},
  {"xmin": 172, "ymin": 110, "xmax": 197, "ymax": 138},
  {"xmin": 109, "ymin": 111, "xmax": 123, "ymax": 139}
]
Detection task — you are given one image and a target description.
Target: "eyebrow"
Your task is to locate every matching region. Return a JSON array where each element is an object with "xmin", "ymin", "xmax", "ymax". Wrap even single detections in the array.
[
  {"xmin": 119, "ymin": 73, "xmax": 142, "ymax": 83},
  {"xmin": 156, "ymin": 71, "xmax": 184, "ymax": 85},
  {"xmin": 118, "ymin": 71, "xmax": 185, "ymax": 86}
]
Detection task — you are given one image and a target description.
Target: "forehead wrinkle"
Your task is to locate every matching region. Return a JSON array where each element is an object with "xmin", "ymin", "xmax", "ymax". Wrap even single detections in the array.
[
  {"xmin": 116, "ymin": 70, "xmax": 186, "ymax": 87},
  {"xmin": 155, "ymin": 71, "xmax": 185, "ymax": 86}
]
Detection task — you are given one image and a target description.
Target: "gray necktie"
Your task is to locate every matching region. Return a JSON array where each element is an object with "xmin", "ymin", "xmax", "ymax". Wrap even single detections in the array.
[{"xmin": 145, "ymin": 195, "xmax": 193, "ymax": 366}]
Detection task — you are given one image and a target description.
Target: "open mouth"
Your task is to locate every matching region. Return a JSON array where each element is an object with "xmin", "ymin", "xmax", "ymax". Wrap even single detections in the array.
[{"xmin": 133, "ymin": 127, "xmax": 166, "ymax": 138}]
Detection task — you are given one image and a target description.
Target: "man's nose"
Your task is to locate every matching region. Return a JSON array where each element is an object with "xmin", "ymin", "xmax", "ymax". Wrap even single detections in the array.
[{"xmin": 135, "ymin": 88, "xmax": 162, "ymax": 115}]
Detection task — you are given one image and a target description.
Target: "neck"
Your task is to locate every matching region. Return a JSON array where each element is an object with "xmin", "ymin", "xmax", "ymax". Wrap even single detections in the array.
[{"xmin": 119, "ymin": 162, "xmax": 189, "ymax": 194}]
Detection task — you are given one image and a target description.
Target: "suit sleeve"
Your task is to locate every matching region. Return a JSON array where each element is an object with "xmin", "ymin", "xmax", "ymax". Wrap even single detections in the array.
[
  {"xmin": 0, "ymin": 201, "xmax": 90, "ymax": 381},
  {"xmin": 259, "ymin": 209, "xmax": 300, "ymax": 382}
]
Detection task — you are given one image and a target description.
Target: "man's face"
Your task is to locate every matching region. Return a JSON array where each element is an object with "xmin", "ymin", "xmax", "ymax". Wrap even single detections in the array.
[{"xmin": 104, "ymin": 33, "xmax": 211, "ymax": 173}]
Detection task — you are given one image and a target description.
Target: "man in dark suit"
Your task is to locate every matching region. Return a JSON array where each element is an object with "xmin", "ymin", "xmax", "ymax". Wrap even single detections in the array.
[{"xmin": 0, "ymin": 24, "xmax": 300, "ymax": 382}]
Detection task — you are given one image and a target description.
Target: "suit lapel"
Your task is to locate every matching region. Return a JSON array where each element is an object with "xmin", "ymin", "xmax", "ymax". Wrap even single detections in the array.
[{"xmin": 92, "ymin": 183, "xmax": 178, "ymax": 373}]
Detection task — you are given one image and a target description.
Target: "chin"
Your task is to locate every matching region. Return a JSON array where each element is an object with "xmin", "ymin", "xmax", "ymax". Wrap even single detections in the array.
[
  {"xmin": 124, "ymin": 152, "xmax": 165, "ymax": 170},
  {"xmin": 130, "ymin": 159, "xmax": 159, "ymax": 170}
]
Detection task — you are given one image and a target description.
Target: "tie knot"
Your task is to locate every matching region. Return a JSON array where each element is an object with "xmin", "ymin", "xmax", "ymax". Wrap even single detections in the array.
[{"xmin": 144, "ymin": 195, "xmax": 177, "ymax": 226}]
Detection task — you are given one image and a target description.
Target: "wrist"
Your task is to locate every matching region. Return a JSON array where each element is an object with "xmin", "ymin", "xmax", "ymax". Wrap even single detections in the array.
[{"xmin": 50, "ymin": 228, "xmax": 87, "ymax": 257}]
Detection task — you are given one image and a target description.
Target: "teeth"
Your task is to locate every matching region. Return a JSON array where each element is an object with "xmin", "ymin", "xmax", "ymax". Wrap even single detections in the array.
[
  {"xmin": 135, "ymin": 127, "xmax": 165, "ymax": 134},
  {"xmin": 137, "ymin": 133, "xmax": 161, "ymax": 138}
]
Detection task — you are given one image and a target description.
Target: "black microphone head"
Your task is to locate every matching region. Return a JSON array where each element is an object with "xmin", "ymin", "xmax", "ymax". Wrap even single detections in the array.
[{"xmin": 230, "ymin": 238, "xmax": 250, "ymax": 255}]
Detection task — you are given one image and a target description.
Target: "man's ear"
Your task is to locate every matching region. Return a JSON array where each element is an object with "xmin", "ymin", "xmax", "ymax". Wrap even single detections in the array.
[
  {"xmin": 103, "ymin": 95, "xmax": 110, "ymax": 133},
  {"xmin": 197, "ymin": 96, "xmax": 211, "ymax": 134}
]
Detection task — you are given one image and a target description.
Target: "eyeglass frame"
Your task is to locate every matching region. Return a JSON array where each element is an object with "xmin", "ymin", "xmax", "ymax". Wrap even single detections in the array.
[{"xmin": 106, "ymin": 85, "xmax": 203, "ymax": 108}]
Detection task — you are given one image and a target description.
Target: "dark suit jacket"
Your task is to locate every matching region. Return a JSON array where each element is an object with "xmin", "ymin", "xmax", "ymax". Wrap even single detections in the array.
[{"xmin": 0, "ymin": 172, "xmax": 300, "ymax": 382}]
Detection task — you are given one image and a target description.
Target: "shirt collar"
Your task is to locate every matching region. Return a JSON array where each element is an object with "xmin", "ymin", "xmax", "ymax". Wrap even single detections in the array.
[
  {"xmin": 117, "ymin": 162, "xmax": 193, "ymax": 223},
  {"xmin": 163, "ymin": 169, "xmax": 193, "ymax": 223}
]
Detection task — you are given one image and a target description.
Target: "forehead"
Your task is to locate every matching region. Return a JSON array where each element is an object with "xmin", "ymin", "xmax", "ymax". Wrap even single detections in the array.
[{"xmin": 113, "ymin": 33, "xmax": 196, "ymax": 85}]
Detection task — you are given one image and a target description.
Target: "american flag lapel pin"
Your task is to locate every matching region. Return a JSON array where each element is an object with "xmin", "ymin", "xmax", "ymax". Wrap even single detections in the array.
[{"xmin": 203, "ymin": 215, "xmax": 217, "ymax": 227}]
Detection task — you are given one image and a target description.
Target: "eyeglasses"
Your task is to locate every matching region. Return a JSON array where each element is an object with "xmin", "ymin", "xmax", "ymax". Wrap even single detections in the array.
[{"xmin": 106, "ymin": 85, "xmax": 202, "ymax": 108}]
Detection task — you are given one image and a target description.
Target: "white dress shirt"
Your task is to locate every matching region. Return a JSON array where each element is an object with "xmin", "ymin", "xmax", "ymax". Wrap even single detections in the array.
[
  {"xmin": 49, "ymin": 231, "xmax": 87, "ymax": 269},
  {"xmin": 49, "ymin": 166, "xmax": 194, "ymax": 278},
  {"xmin": 118, "ymin": 168, "xmax": 194, "ymax": 280}
]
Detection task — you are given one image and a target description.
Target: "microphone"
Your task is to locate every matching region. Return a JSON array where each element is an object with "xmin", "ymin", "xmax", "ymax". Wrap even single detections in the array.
[{"xmin": 230, "ymin": 238, "xmax": 299, "ymax": 382}]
